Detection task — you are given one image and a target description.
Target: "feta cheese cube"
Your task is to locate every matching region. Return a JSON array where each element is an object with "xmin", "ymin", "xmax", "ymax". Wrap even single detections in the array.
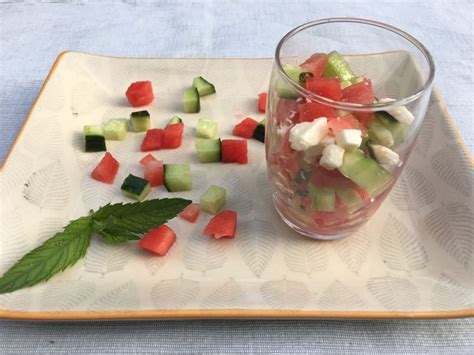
[
  {"xmin": 319, "ymin": 144, "xmax": 345, "ymax": 170},
  {"xmin": 371, "ymin": 144, "xmax": 400, "ymax": 166},
  {"xmin": 302, "ymin": 134, "xmax": 336, "ymax": 163},
  {"xmin": 289, "ymin": 117, "xmax": 328, "ymax": 151},
  {"xmin": 378, "ymin": 97, "xmax": 415, "ymax": 125},
  {"xmin": 335, "ymin": 129, "xmax": 362, "ymax": 150}
]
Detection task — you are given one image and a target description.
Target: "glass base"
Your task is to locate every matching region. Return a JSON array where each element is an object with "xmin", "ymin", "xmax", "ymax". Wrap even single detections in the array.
[{"xmin": 273, "ymin": 196, "xmax": 351, "ymax": 240}]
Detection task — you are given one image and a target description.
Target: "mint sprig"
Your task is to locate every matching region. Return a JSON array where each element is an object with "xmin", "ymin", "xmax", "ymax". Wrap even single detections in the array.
[{"xmin": 0, "ymin": 198, "xmax": 191, "ymax": 294}]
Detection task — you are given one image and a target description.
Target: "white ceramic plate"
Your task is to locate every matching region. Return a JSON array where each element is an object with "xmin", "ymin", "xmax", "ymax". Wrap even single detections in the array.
[{"xmin": 0, "ymin": 52, "xmax": 472, "ymax": 320}]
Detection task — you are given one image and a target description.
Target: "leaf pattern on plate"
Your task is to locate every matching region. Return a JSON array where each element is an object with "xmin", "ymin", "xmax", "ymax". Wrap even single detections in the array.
[
  {"xmin": 284, "ymin": 235, "xmax": 328, "ymax": 275},
  {"xmin": 238, "ymin": 219, "xmax": 278, "ymax": 278},
  {"xmin": 319, "ymin": 281, "xmax": 366, "ymax": 310},
  {"xmin": 431, "ymin": 144, "xmax": 473, "ymax": 197},
  {"xmin": 0, "ymin": 210, "xmax": 28, "ymax": 273},
  {"xmin": 23, "ymin": 115, "xmax": 63, "ymax": 159},
  {"xmin": 414, "ymin": 102, "xmax": 435, "ymax": 157},
  {"xmin": 183, "ymin": 220, "xmax": 230, "ymax": 273},
  {"xmin": 23, "ymin": 160, "xmax": 70, "ymax": 211},
  {"xmin": 89, "ymin": 281, "xmax": 137, "ymax": 310},
  {"xmin": 84, "ymin": 238, "xmax": 134, "ymax": 274},
  {"xmin": 390, "ymin": 166, "xmax": 436, "ymax": 210},
  {"xmin": 0, "ymin": 289, "xmax": 32, "ymax": 311},
  {"xmin": 80, "ymin": 167, "xmax": 118, "ymax": 212},
  {"xmin": 37, "ymin": 217, "xmax": 67, "ymax": 244},
  {"xmin": 39, "ymin": 280, "xmax": 96, "ymax": 311},
  {"xmin": 71, "ymin": 81, "xmax": 111, "ymax": 114},
  {"xmin": 256, "ymin": 169, "xmax": 274, "ymax": 208},
  {"xmin": 333, "ymin": 228, "xmax": 371, "ymax": 275},
  {"xmin": 425, "ymin": 203, "xmax": 473, "ymax": 269},
  {"xmin": 379, "ymin": 215, "xmax": 429, "ymax": 271},
  {"xmin": 151, "ymin": 277, "xmax": 200, "ymax": 309},
  {"xmin": 220, "ymin": 171, "xmax": 254, "ymax": 215},
  {"xmin": 203, "ymin": 278, "xmax": 246, "ymax": 308},
  {"xmin": 367, "ymin": 277, "xmax": 420, "ymax": 311},
  {"xmin": 0, "ymin": 151, "xmax": 32, "ymax": 197},
  {"xmin": 431, "ymin": 273, "xmax": 474, "ymax": 310},
  {"xmin": 260, "ymin": 279, "xmax": 311, "ymax": 310}
]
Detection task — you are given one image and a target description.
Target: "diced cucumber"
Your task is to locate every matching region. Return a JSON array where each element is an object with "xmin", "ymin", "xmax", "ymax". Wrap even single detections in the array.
[
  {"xmin": 83, "ymin": 125, "xmax": 106, "ymax": 152},
  {"xmin": 368, "ymin": 117, "xmax": 394, "ymax": 147},
  {"xmin": 276, "ymin": 65, "xmax": 302, "ymax": 99},
  {"xmin": 104, "ymin": 119, "xmax": 128, "ymax": 140},
  {"xmin": 192, "ymin": 76, "xmax": 216, "ymax": 96},
  {"xmin": 167, "ymin": 116, "xmax": 183, "ymax": 126},
  {"xmin": 121, "ymin": 174, "xmax": 151, "ymax": 201},
  {"xmin": 335, "ymin": 187, "xmax": 364, "ymax": 213},
  {"xmin": 195, "ymin": 139, "xmax": 221, "ymax": 163},
  {"xmin": 163, "ymin": 164, "xmax": 192, "ymax": 192},
  {"xmin": 196, "ymin": 118, "xmax": 218, "ymax": 139},
  {"xmin": 253, "ymin": 119, "xmax": 265, "ymax": 143},
  {"xmin": 308, "ymin": 185, "xmax": 336, "ymax": 212},
  {"xmin": 130, "ymin": 111, "xmax": 151, "ymax": 132},
  {"xmin": 376, "ymin": 111, "xmax": 409, "ymax": 147},
  {"xmin": 323, "ymin": 51, "xmax": 355, "ymax": 82},
  {"xmin": 183, "ymin": 88, "xmax": 200, "ymax": 113},
  {"xmin": 338, "ymin": 149, "xmax": 394, "ymax": 198},
  {"xmin": 200, "ymin": 185, "xmax": 226, "ymax": 215},
  {"xmin": 299, "ymin": 71, "xmax": 313, "ymax": 83}
]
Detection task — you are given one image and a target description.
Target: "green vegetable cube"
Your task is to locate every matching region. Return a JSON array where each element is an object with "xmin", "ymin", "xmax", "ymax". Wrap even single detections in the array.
[
  {"xmin": 200, "ymin": 185, "xmax": 226, "ymax": 215},
  {"xmin": 196, "ymin": 118, "xmax": 218, "ymax": 139},
  {"xmin": 104, "ymin": 119, "xmax": 128, "ymax": 140},
  {"xmin": 121, "ymin": 174, "xmax": 151, "ymax": 201},
  {"xmin": 195, "ymin": 139, "xmax": 221, "ymax": 163},
  {"xmin": 130, "ymin": 111, "xmax": 151, "ymax": 132}
]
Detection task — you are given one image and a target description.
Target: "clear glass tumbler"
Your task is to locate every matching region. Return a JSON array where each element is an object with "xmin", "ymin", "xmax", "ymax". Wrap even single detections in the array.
[{"xmin": 265, "ymin": 18, "xmax": 435, "ymax": 240}]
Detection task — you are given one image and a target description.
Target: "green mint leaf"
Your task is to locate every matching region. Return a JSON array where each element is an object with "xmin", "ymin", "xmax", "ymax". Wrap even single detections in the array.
[
  {"xmin": 0, "ymin": 216, "xmax": 92, "ymax": 294},
  {"xmin": 92, "ymin": 198, "xmax": 191, "ymax": 242}
]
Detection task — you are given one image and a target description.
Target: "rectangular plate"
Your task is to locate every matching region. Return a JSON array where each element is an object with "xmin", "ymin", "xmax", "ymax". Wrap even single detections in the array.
[{"xmin": 0, "ymin": 52, "xmax": 472, "ymax": 320}]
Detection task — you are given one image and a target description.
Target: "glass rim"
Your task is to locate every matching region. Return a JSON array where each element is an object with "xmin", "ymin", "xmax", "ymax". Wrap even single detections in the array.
[{"xmin": 275, "ymin": 17, "xmax": 436, "ymax": 111}]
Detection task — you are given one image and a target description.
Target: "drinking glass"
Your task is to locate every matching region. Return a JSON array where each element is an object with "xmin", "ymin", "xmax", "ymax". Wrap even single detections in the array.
[{"xmin": 265, "ymin": 18, "xmax": 435, "ymax": 240}]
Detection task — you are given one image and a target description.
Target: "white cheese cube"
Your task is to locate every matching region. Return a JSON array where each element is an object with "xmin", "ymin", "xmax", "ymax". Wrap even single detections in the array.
[
  {"xmin": 302, "ymin": 134, "xmax": 336, "ymax": 163},
  {"xmin": 289, "ymin": 117, "xmax": 328, "ymax": 151},
  {"xmin": 319, "ymin": 144, "xmax": 345, "ymax": 170},
  {"xmin": 371, "ymin": 144, "xmax": 400, "ymax": 166},
  {"xmin": 378, "ymin": 97, "xmax": 415, "ymax": 125},
  {"xmin": 335, "ymin": 129, "xmax": 362, "ymax": 150}
]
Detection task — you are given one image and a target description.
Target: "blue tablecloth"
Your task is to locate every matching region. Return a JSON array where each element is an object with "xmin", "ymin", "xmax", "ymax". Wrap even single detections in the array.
[{"xmin": 0, "ymin": 1, "xmax": 472, "ymax": 353}]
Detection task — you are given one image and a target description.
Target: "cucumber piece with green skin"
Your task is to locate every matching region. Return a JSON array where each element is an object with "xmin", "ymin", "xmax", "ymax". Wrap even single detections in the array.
[
  {"xmin": 192, "ymin": 76, "xmax": 216, "ymax": 96},
  {"xmin": 84, "ymin": 125, "xmax": 106, "ymax": 152},
  {"xmin": 195, "ymin": 139, "xmax": 221, "ymax": 163},
  {"xmin": 376, "ymin": 111, "xmax": 409, "ymax": 147},
  {"xmin": 323, "ymin": 51, "xmax": 356, "ymax": 82},
  {"xmin": 368, "ymin": 117, "xmax": 394, "ymax": 147},
  {"xmin": 200, "ymin": 185, "xmax": 226, "ymax": 215},
  {"xmin": 308, "ymin": 185, "xmax": 336, "ymax": 212},
  {"xmin": 104, "ymin": 119, "xmax": 128, "ymax": 140},
  {"xmin": 276, "ymin": 65, "xmax": 303, "ymax": 99},
  {"xmin": 338, "ymin": 149, "xmax": 394, "ymax": 198},
  {"xmin": 167, "ymin": 116, "xmax": 183, "ymax": 126},
  {"xmin": 196, "ymin": 118, "xmax": 218, "ymax": 139},
  {"xmin": 183, "ymin": 88, "xmax": 200, "ymax": 113},
  {"xmin": 121, "ymin": 174, "xmax": 151, "ymax": 201},
  {"xmin": 335, "ymin": 187, "xmax": 364, "ymax": 213},
  {"xmin": 163, "ymin": 164, "xmax": 192, "ymax": 192},
  {"xmin": 130, "ymin": 111, "xmax": 151, "ymax": 132},
  {"xmin": 253, "ymin": 120, "xmax": 265, "ymax": 143}
]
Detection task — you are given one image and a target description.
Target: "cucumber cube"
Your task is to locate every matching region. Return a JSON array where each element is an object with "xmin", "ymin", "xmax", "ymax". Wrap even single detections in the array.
[
  {"xmin": 195, "ymin": 139, "xmax": 221, "ymax": 163},
  {"xmin": 196, "ymin": 118, "xmax": 218, "ymax": 139},
  {"xmin": 121, "ymin": 174, "xmax": 151, "ymax": 201},
  {"xmin": 192, "ymin": 76, "xmax": 216, "ymax": 96},
  {"xmin": 376, "ymin": 112, "xmax": 409, "ymax": 147},
  {"xmin": 335, "ymin": 187, "xmax": 364, "ymax": 213},
  {"xmin": 368, "ymin": 118, "xmax": 394, "ymax": 147},
  {"xmin": 164, "ymin": 164, "xmax": 192, "ymax": 192},
  {"xmin": 84, "ymin": 125, "xmax": 104, "ymax": 137},
  {"xmin": 183, "ymin": 88, "xmax": 200, "ymax": 113},
  {"xmin": 276, "ymin": 65, "xmax": 302, "ymax": 99},
  {"xmin": 323, "ymin": 51, "xmax": 355, "ymax": 82},
  {"xmin": 200, "ymin": 185, "xmax": 226, "ymax": 215},
  {"xmin": 308, "ymin": 185, "xmax": 336, "ymax": 212},
  {"xmin": 130, "ymin": 111, "xmax": 151, "ymax": 132},
  {"xmin": 104, "ymin": 119, "xmax": 128, "ymax": 140},
  {"xmin": 253, "ymin": 120, "xmax": 265, "ymax": 143},
  {"xmin": 167, "ymin": 116, "xmax": 183, "ymax": 126}
]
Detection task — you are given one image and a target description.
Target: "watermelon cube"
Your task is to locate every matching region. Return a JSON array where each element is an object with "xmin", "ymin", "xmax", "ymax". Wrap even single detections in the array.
[
  {"xmin": 141, "ymin": 129, "xmax": 164, "ymax": 152},
  {"xmin": 162, "ymin": 122, "xmax": 184, "ymax": 149},
  {"xmin": 91, "ymin": 152, "xmax": 119, "ymax": 184},
  {"xmin": 221, "ymin": 139, "xmax": 248, "ymax": 164},
  {"xmin": 233, "ymin": 117, "xmax": 258, "ymax": 139}
]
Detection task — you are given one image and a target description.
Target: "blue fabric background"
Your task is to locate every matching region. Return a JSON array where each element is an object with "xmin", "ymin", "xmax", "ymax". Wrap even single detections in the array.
[{"xmin": 0, "ymin": 0, "xmax": 472, "ymax": 353}]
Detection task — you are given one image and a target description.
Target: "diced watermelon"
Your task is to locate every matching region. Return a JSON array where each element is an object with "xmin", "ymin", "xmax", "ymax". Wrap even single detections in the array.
[
  {"xmin": 341, "ymin": 79, "xmax": 374, "ymax": 104},
  {"xmin": 162, "ymin": 122, "xmax": 184, "ymax": 149},
  {"xmin": 233, "ymin": 117, "xmax": 258, "ymax": 138},
  {"xmin": 179, "ymin": 203, "xmax": 200, "ymax": 223},
  {"xmin": 258, "ymin": 93, "xmax": 267, "ymax": 113},
  {"xmin": 305, "ymin": 77, "xmax": 342, "ymax": 101},
  {"xmin": 203, "ymin": 210, "xmax": 237, "ymax": 239},
  {"xmin": 91, "ymin": 152, "xmax": 119, "ymax": 184},
  {"xmin": 328, "ymin": 114, "xmax": 361, "ymax": 134},
  {"xmin": 354, "ymin": 111, "xmax": 375, "ymax": 127},
  {"xmin": 275, "ymin": 98, "xmax": 299, "ymax": 125},
  {"xmin": 141, "ymin": 129, "xmax": 164, "ymax": 152},
  {"xmin": 139, "ymin": 153, "xmax": 158, "ymax": 166},
  {"xmin": 298, "ymin": 102, "xmax": 336, "ymax": 122},
  {"xmin": 126, "ymin": 81, "xmax": 154, "ymax": 107},
  {"xmin": 311, "ymin": 165, "xmax": 356, "ymax": 189},
  {"xmin": 221, "ymin": 139, "xmax": 248, "ymax": 164},
  {"xmin": 138, "ymin": 225, "xmax": 176, "ymax": 256},
  {"xmin": 143, "ymin": 160, "xmax": 164, "ymax": 187},
  {"xmin": 300, "ymin": 53, "xmax": 328, "ymax": 77}
]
